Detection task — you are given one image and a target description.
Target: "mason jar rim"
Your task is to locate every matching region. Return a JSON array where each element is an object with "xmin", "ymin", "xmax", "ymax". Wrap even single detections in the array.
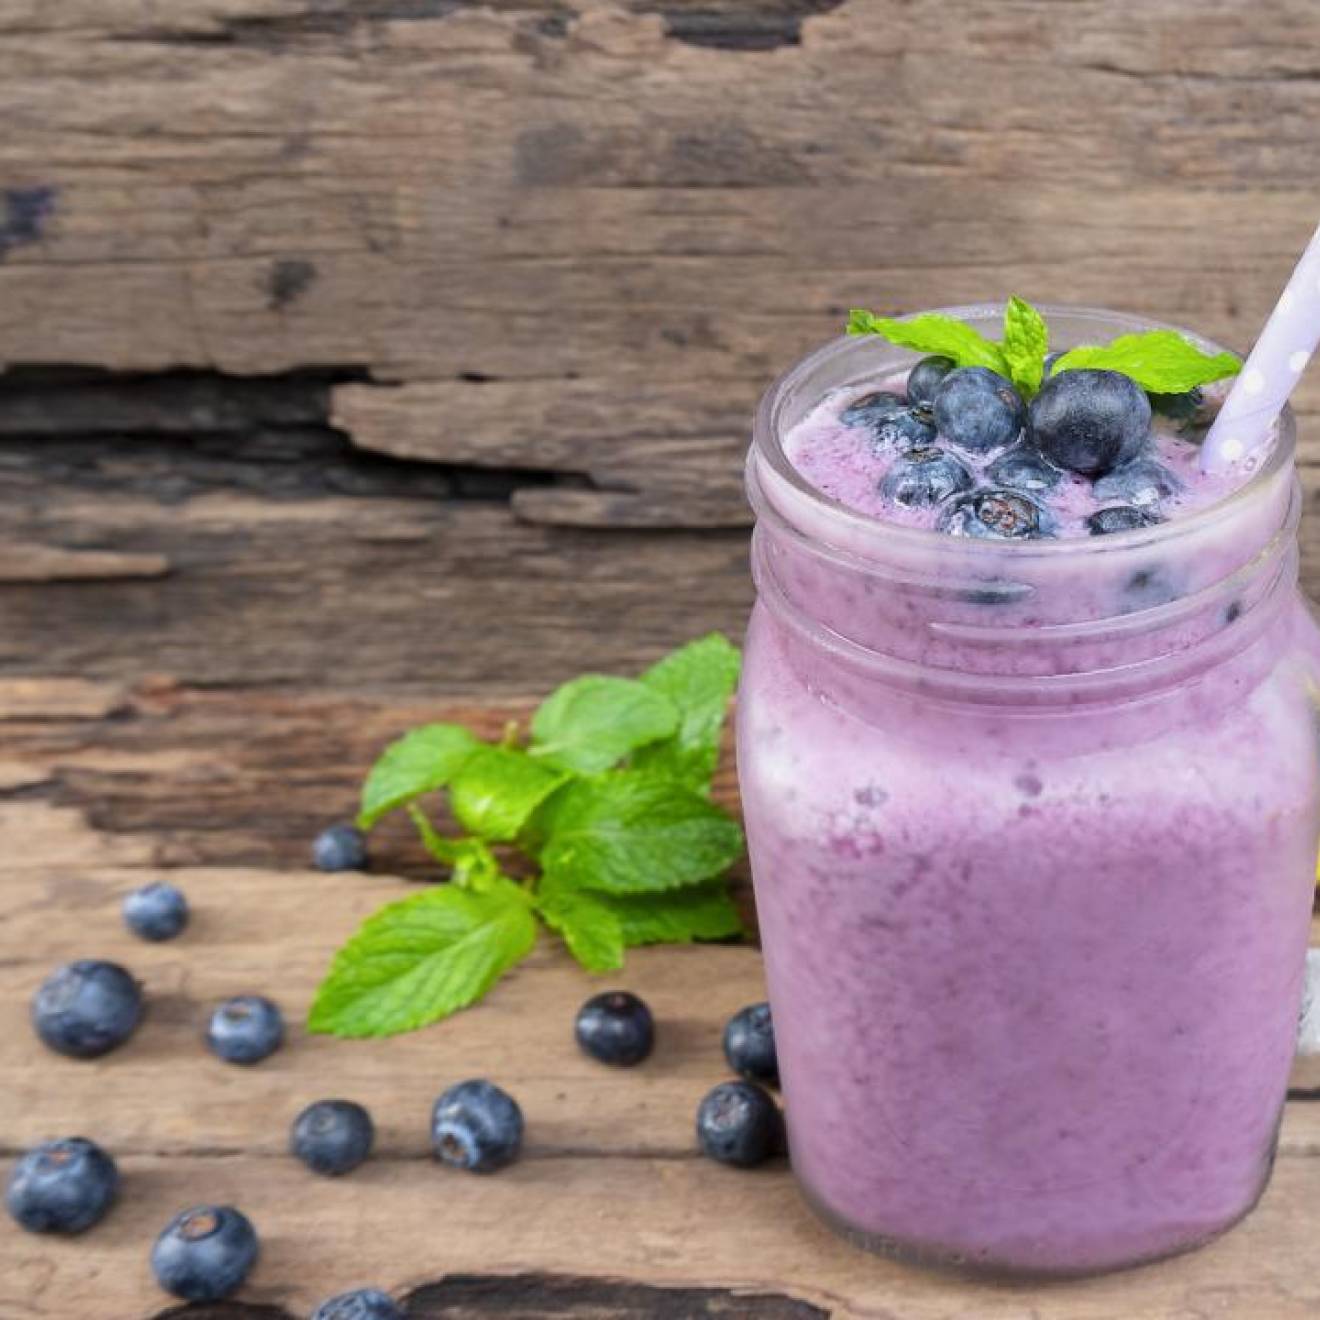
[{"xmin": 750, "ymin": 302, "xmax": 1296, "ymax": 563}]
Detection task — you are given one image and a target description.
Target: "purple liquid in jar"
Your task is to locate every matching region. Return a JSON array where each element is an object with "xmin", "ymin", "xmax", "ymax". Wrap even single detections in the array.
[{"xmin": 737, "ymin": 305, "xmax": 1320, "ymax": 1275}]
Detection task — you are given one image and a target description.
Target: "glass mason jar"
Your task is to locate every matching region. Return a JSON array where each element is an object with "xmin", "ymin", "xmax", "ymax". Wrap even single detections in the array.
[{"xmin": 737, "ymin": 305, "xmax": 1320, "ymax": 1277}]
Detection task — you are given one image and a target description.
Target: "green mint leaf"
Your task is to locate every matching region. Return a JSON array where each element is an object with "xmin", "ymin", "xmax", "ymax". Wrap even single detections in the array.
[
  {"xmin": 632, "ymin": 633, "xmax": 740, "ymax": 793},
  {"xmin": 449, "ymin": 745, "xmax": 570, "ymax": 843},
  {"xmin": 536, "ymin": 883, "xmax": 624, "ymax": 973},
  {"xmin": 530, "ymin": 675, "xmax": 678, "ymax": 774},
  {"xmin": 1051, "ymin": 331, "xmax": 1241, "ymax": 393},
  {"xmin": 307, "ymin": 881, "xmax": 537, "ymax": 1038},
  {"xmin": 405, "ymin": 806, "xmax": 501, "ymax": 890},
  {"xmin": 1001, "ymin": 296, "xmax": 1049, "ymax": 397},
  {"xmin": 847, "ymin": 309, "xmax": 1009, "ymax": 375},
  {"xmin": 601, "ymin": 883, "xmax": 744, "ymax": 946},
  {"xmin": 358, "ymin": 724, "xmax": 480, "ymax": 830},
  {"xmin": 541, "ymin": 772, "xmax": 743, "ymax": 895}
]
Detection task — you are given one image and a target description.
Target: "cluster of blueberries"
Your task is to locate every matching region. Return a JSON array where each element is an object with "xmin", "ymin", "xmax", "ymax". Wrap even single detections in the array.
[
  {"xmin": 843, "ymin": 354, "xmax": 1205, "ymax": 539},
  {"xmin": 7, "ymin": 836, "xmax": 783, "ymax": 1318}
]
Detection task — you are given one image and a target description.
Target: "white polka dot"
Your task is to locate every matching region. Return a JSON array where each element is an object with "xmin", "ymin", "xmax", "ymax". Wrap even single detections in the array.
[
  {"xmin": 1220, "ymin": 436, "xmax": 1246, "ymax": 461},
  {"xmin": 1242, "ymin": 367, "xmax": 1266, "ymax": 395},
  {"xmin": 1291, "ymin": 349, "xmax": 1312, "ymax": 373},
  {"xmin": 1280, "ymin": 287, "xmax": 1296, "ymax": 312}
]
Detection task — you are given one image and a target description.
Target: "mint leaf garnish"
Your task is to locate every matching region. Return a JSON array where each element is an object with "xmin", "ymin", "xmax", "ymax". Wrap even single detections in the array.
[
  {"xmin": 450, "ymin": 745, "xmax": 569, "ymax": 843},
  {"xmin": 632, "ymin": 633, "xmax": 741, "ymax": 792},
  {"xmin": 537, "ymin": 884, "xmax": 624, "ymax": 973},
  {"xmin": 406, "ymin": 806, "xmax": 501, "ymax": 890},
  {"xmin": 318, "ymin": 636, "xmax": 747, "ymax": 1038},
  {"xmin": 530, "ymin": 675, "xmax": 677, "ymax": 774},
  {"xmin": 1002, "ymin": 296, "xmax": 1049, "ymax": 397},
  {"xmin": 358, "ymin": 723, "xmax": 479, "ymax": 829},
  {"xmin": 602, "ymin": 884, "xmax": 743, "ymax": 946},
  {"xmin": 1051, "ymin": 331, "xmax": 1241, "ymax": 393},
  {"xmin": 541, "ymin": 773, "xmax": 743, "ymax": 895},
  {"xmin": 307, "ymin": 880, "xmax": 537, "ymax": 1037},
  {"xmin": 848, "ymin": 309, "xmax": 1009, "ymax": 375}
]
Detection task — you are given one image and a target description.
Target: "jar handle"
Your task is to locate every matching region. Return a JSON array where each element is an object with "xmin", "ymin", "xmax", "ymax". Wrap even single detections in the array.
[{"xmin": 1299, "ymin": 949, "xmax": 1320, "ymax": 1055}]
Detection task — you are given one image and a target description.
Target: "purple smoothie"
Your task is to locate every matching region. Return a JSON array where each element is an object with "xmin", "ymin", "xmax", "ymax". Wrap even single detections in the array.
[{"xmin": 738, "ymin": 305, "xmax": 1320, "ymax": 1275}]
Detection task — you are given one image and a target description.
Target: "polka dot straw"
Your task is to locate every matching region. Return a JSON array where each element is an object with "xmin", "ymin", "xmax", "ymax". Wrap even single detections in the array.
[{"xmin": 1202, "ymin": 221, "xmax": 1320, "ymax": 473}]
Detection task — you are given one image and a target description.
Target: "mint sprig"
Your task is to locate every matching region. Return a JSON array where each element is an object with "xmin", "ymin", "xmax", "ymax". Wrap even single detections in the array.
[
  {"xmin": 1050, "ymin": 331, "xmax": 1241, "ymax": 393},
  {"xmin": 309, "ymin": 634, "xmax": 746, "ymax": 1039},
  {"xmin": 847, "ymin": 298, "xmax": 1241, "ymax": 398}
]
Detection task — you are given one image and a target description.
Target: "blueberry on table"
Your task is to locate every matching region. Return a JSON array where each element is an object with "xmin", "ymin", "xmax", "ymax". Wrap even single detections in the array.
[
  {"xmin": 696, "ymin": 1080, "xmax": 784, "ymax": 1168},
  {"xmin": 1093, "ymin": 457, "xmax": 1181, "ymax": 508},
  {"xmin": 722, "ymin": 1002, "xmax": 778, "ymax": 1087},
  {"xmin": 988, "ymin": 444, "xmax": 1062, "ymax": 495},
  {"xmin": 313, "ymin": 823, "xmax": 369, "ymax": 873},
  {"xmin": 5, "ymin": 1138, "xmax": 118, "ymax": 1234},
  {"xmin": 290, "ymin": 1099, "xmax": 375, "ymax": 1176},
  {"xmin": 151, "ymin": 1205, "xmax": 259, "ymax": 1303},
  {"xmin": 122, "ymin": 881, "xmax": 189, "ymax": 942},
  {"xmin": 905, "ymin": 354, "xmax": 955, "ymax": 406},
  {"xmin": 32, "ymin": 960, "xmax": 143, "ymax": 1059},
  {"xmin": 840, "ymin": 390, "xmax": 905, "ymax": 429},
  {"xmin": 206, "ymin": 995, "xmax": 285, "ymax": 1065},
  {"xmin": 1087, "ymin": 505, "xmax": 1162, "ymax": 535},
  {"xmin": 574, "ymin": 990, "xmax": 655, "ymax": 1067},
  {"xmin": 932, "ymin": 367, "xmax": 1026, "ymax": 455},
  {"xmin": 312, "ymin": 1287, "xmax": 405, "ymax": 1320},
  {"xmin": 1028, "ymin": 368, "xmax": 1151, "ymax": 475},
  {"xmin": 879, "ymin": 446, "xmax": 972, "ymax": 508},
  {"xmin": 939, "ymin": 490, "xmax": 1053, "ymax": 541},
  {"xmin": 431, "ymin": 1079, "xmax": 523, "ymax": 1173}
]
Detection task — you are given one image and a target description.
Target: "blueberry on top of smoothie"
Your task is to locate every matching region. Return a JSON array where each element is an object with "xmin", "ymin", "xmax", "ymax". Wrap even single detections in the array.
[
  {"xmin": 1093, "ymin": 457, "xmax": 1181, "ymax": 508},
  {"xmin": 905, "ymin": 355, "xmax": 955, "ymax": 406},
  {"xmin": 870, "ymin": 405, "xmax": 937, "ymax": 451},
  {"xmin": 939, "ymin": 490, "xmax": 1054, "ymax": 540},
  {"xmin": 932, "ymin": 367, "xmax": 1026, "ymax": 455},
  {"xmin": 879, "ymin": 447, "xmax": 973, "ymax": 508},
  {"xmin": 1148, "ymin": 385, "xmax": 1207, "ymax": 428},
  {"xmin": 840, "ymin": 391, "xmax": 905, "ymax": 429},
  {"xmin": 1086, "ymin": 505, "xmax": 1163, "ymax": 536},
  {"xmin": 1028, "ymin": 369, "xmax": 1151, "ymax": 476},
  {"xmin": 988, "ymin": 444, "xmax": 1062, "ymax": 495}
]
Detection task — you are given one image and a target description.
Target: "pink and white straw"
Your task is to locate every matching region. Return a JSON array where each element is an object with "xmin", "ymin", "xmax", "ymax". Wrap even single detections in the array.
[{"xmin": 1202, "ymin": 221, "xmax": 1320, "ymax": 473}]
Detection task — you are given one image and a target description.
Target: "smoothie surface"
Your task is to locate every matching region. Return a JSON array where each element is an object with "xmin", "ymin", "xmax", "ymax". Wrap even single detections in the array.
[{"xmin": 784, "ymin": 369, "xmax": 1261, "ymax": 540}]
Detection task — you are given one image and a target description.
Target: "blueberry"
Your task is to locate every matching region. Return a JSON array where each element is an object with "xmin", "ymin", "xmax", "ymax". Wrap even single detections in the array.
[
  {"xmin": 932, "ymin": 367, "xmax": 1026, "ymax": 455},
  {"xmin": 872, "ymin": 405, "xmax": 938, "ymax": 451},
  {"xmin": 1087, "ymin": 505, "xmax": 1162, "ymax": 536},
  {"xmin": 939, "ymin": 490, "xmax": 1054, "ymax": 541},
  {"xmin": 122, "ymin": 882, "xmax": 189, "ymax": 942},
  {"xmin": 431, "ymin": 1079, "xmax": 523, "ymax": 1173},
  {"xmin": 1043, "ymin": 350, "xmax": 1064, "ymax": 377},
  {"xmin": 290, "ymin": 1099, "xmax": 374, "ymax": 1177},
  {"xmin": 879, "ymin": 446, "xmax": 972, "ymax": 508},
  {"xmin": 988, "ymin": 444, "xmax": 1062, "ymax": 495},
  {"xmin": 313, "ymin": 823, "xmax": 369, "ymax": 872},
  {"xmin": 1149, "ymin": 385, "xmax": 1209, "ymax": 431},
  {"xmin": 1029, "ymin": 369, "xmax": 1151, "ymax": 475},
  {"xmin": 32, "ymin": 960, "xmax": 143, "ymax": 1059},
  {"xmin": 696, "ymin": 1080, "xmax": 783, "ymax": 1168},
  {"xmin": 722, "ymin": 1002, "xmax": 778, "ymax": 1087},
  {"xmin": 1092, "ymin": 457, "xmax": 1182, "ymax": 508},
  {"xmin": 206, "ymin": 995, "xmax": 284, "ymax": 1065},
  {"xmin": 151, "ymin": 1205, "xmax": 259, "ymax": 1303},
  {"xmin": 905, "ymin": 355, "xmax": 955, "ymax": 406},
  {"xmin": 574, "ymin": 990, "xmax": 655, "ymax": 1067},
  {"xmin": 840, "ymin": 390, "xmax": 904, "ymax": 429},
  {"xmin": 312, "ymin": 1287, "xmax": 404, "ymax": 1320},
  {"xmin": 5, "ymin": 1138, "xmax": 118, "ymax": 1234}
]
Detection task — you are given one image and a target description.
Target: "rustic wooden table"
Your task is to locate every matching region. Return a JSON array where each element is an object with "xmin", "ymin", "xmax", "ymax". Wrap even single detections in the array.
[{"xmin": 3, "ymin": 1, "xmax": 1320, "ymax": 1316}]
